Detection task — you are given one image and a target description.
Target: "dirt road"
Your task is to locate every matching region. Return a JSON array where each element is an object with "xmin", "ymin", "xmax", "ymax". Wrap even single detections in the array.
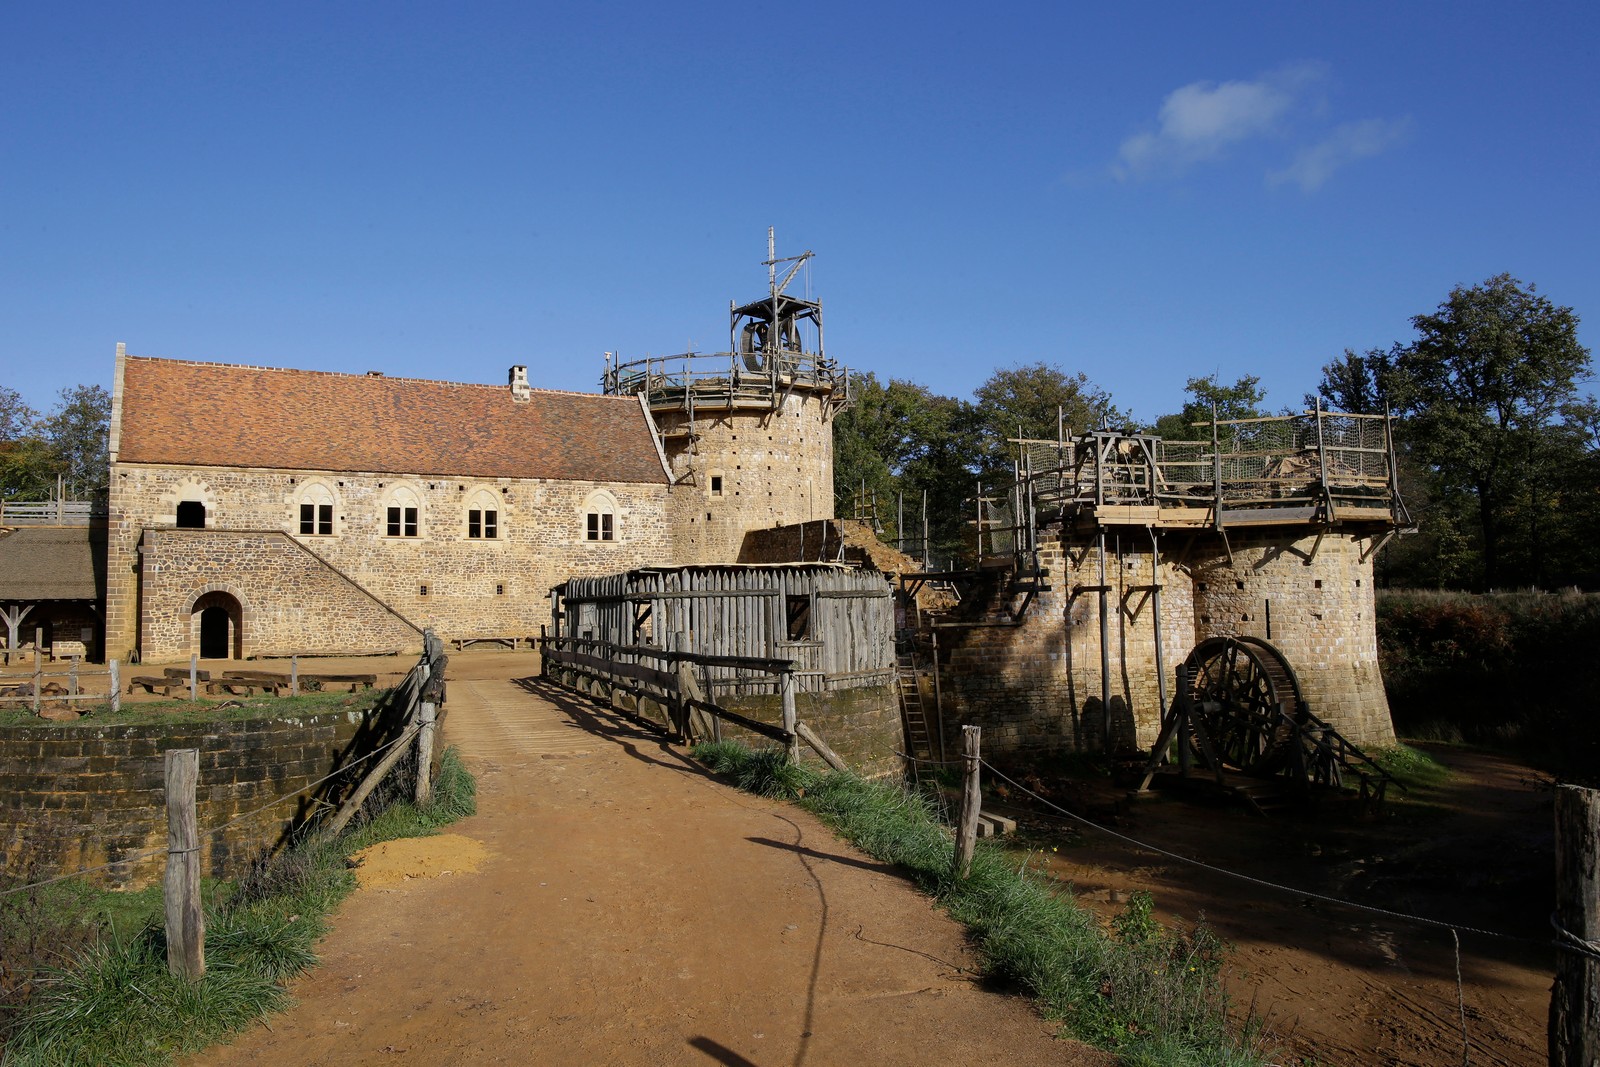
[{"xmin": 192, "ymin": 655, "xmax": 1105, "ymax": 1067}]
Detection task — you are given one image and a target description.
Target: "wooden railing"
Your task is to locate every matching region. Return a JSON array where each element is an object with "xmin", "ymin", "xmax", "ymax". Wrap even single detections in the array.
[
  {"xmin": 0, "ymin": 499, "xmax": 103, "ymax": 525},
  {"xmin": 540, "ymin": 635, "xmax": 847, "ymax": 769}
]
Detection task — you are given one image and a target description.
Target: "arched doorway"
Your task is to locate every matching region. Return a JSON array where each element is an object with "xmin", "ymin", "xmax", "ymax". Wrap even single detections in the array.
[{"xmin": 191, "ymin": 591, "xmax": 242, "ymax": 660}]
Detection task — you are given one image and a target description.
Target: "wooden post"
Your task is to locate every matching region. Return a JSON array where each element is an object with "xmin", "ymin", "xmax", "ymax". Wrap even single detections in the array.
[
  {"xmin": 68, "ymin": 655, "xmax": 79, "ymax": 696},
  {"xmin": 952, "ymin": 725, "xmax": 982, "ymax": 880},
  {"xmin": 1551, "ymin": 784, "xmax": 1600, "ymax": 1066},
  {"xmin": 163, "ymin": 748, "xmax": 205, "ymax": 981},
  {"xmin": 795, "ymin": 721, "xmax": 846, "ymax": 772},
  {"xmin": 189, "ymin": 654, "xmax": 198, "ymax": 701},
  {"xmin": 109, "ymin": 659, "xmax": 121, "ymax": 714},
  {"xmin": 290, "ymin": 655, "xmax": 299, "ymax": 698},
  {"xmin": 415, "ymin": 699, "xmax": 437, "ymax": 805},
  {"xmin": 32, "ymin": 640, "xmax": 42, "ymax": 714},
  {"xmin": 780, "ymin": 668, "xmax": 798, "ymax": 762}
]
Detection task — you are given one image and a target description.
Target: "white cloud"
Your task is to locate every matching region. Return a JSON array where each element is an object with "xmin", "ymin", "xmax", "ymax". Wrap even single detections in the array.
[
  {"xmin": 1267, "ymin": 117, "xmax": 1413, "ymax": 191},
  {"xmin": 1115, "ymin": 62, "xmax": 1328, "ymax": 179}
]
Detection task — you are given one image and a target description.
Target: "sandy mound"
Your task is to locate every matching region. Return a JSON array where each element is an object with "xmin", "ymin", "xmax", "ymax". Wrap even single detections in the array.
[{"xmin": 348, "ymin": 834, "xmax": 489, "ymax": 889}]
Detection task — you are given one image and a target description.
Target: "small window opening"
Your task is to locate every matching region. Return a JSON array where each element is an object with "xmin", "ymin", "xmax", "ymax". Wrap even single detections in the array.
[
  {"xmin": 586, "ymin": 512, "xmax": 614, "ymax": 541},
  {"xmin": 1314, "ymin": 579, "xmax": 1323, "ymax": 589},
  {"xmin": 786, "ymin": 595, "xmax": 812, "ymax": 641},
  {"xmin": 176, "ymin": 501, "xmax": 206, "ymax": 528},
  {"xmin": 1235, "ymin": 579, "xmax": 1245, "ymax": 590},
  {"xmin": 419, "ymin": 584, "xmax": 428, "ymax": 596},
  {"xmin": 495, "ymin": 583, "xmax": 505, "ymax": 596},
  {"xmin": 710, "ymin": 474, "xmax": 724, "ymax": 497}
]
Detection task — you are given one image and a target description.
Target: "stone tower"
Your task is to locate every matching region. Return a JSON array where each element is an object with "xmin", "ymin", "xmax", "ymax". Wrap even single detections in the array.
[{"xmin": 604, "ymin": 234, "xmax": 849, "ymax": 563}]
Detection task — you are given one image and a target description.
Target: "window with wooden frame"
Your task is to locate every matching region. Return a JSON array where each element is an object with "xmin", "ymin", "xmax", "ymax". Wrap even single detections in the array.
[
  {"xmin": 384, "ymin": 485, "xmax": 421, "ymax": 537},
  {"xmin": 786, "ymin": 595, "xmax": 812, "ymax": 641},
  {"xmin": 582, "ymin": 491, "xmax": 617, "ymax": 542},
  {"xmin": 466, "ymin": 489, "xmax": 499, "ymax": 539},
  {"xmin": 295, "ymin": 482, "xmax": 337, "ymax": 536}
]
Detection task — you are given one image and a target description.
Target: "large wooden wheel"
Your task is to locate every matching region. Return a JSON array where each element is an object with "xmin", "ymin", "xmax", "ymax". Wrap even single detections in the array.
[{"xmin": 1182, "ymin": 636, "xmax": 1307, "ymax": 776}]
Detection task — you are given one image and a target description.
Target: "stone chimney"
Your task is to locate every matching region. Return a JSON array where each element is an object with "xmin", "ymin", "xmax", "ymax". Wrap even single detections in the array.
[{"xmin": 509, "ymin": 365, "xmax": 531, "ymax": 402}]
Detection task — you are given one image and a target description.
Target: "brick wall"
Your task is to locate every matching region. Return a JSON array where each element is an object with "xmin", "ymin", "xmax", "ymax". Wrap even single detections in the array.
[{"xmin": 0, "ymin": 706, "xmax": 404, "ymax": 889}]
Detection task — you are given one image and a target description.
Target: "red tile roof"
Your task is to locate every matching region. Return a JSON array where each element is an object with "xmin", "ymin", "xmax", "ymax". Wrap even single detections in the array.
[{"xmin": 116, "ymin": 357, "xmax": 669, "ymax": 484}]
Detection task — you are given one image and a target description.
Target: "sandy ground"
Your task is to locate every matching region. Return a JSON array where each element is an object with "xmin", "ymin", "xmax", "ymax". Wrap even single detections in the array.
[{"xmin": 185, "ymin": 652, "xmax": 1110, "ymax": 1067}]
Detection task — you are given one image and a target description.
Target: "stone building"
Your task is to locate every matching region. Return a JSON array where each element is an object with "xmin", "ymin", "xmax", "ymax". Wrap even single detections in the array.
[{"xmin": 103, "ymin": 260, "xmax": 848, "ymax": 665}]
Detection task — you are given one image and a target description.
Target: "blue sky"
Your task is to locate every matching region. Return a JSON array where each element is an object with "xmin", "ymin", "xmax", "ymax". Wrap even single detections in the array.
[{"xmin": 3, "ymin": 1, "xmax": 1596, "ymax": 426}]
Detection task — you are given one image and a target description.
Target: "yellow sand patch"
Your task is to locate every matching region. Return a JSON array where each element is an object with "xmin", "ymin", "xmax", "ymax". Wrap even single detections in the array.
[{"xmin": 348, "ymin": 834, "xmax": 489, "ymax": 889}]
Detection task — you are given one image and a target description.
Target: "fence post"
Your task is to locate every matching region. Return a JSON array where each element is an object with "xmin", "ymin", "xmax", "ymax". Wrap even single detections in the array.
[
  {"xmin": 1550, "ymin": 784, "xmax": 1599, "ymax": 1065},
  {"xmin": 110, "ymin": 658, "xmax": 121, "ymax": 714},
  {"xmin": 164, "ymin": 748, "xmax": 205, "ymax": 981},
  {"xmin": 290, "ymin": 655, "xmax": 299, "ymax": 698},
  {"xmin": 32, "ymin": 639, "xmax": 42, "ymax": 714},
  {"xmin": 189, "ymin": 654, "xmax": 198, "ymax": 701},
  {"xmin": 952, "ymin": 725, "xmax": 982, "ymax": 880},
  {"xmin": 780, "ymin": 668, "xmax": 799, "ymax": 762},
  {"xmin": 69, "ymin": 655, "xmax": 79, "ymax": 696},
  {"xmin": 415, "ymin": 676, "xmax": 437, "ymax": 807}
]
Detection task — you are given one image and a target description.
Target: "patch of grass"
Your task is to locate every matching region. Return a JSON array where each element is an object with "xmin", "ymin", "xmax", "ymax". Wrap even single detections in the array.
[
  {"xmin": 692, "ymin": 741, "xmax": 1267, "ymax": 1067},
  {"xmin": 1370, "ymin": 743, "xmax": 1450, "ymax": 791},
  {"xmin": 0, "ymin": 689, "xmax": 381, "ymax": 729},
  {"xmin": 1, "ymin": 747, "xmax": 476, "ymax": 1067}
]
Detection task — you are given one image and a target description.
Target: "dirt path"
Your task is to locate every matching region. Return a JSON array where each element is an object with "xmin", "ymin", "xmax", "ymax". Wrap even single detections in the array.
[{"xmin": 191, "ymin": 656, "xmax": 1107, "ymax": 1067}]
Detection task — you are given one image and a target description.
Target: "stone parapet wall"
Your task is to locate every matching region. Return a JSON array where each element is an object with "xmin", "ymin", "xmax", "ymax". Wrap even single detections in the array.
[{"xmin": 0, "ymin": 707, "xmax": 398, "ymax": 890}]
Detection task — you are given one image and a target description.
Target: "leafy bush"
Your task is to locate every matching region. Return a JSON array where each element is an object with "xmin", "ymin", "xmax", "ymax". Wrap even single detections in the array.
[{"xmin": 1378, "ymin": 589, "xmax": 1600, "ymax": 782}]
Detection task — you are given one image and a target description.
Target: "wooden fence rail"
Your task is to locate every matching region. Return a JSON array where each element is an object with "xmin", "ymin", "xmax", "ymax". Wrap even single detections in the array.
[
  {"xmin": 0, "ymin": 648, "xmax": 122, "ymax": 714},
  {"xmin": 541, "ymin": 635, "xmax": 838, "ymax": 765}
]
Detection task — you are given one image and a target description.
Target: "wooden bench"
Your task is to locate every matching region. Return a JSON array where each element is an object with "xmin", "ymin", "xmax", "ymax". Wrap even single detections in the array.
[
  {"xmin": 451, "ymin": 636, "xmax": 529, "ymax": 652},
  {"xmin": 129, "ymin": 676, "xmax": 191, "ymax": 697}
]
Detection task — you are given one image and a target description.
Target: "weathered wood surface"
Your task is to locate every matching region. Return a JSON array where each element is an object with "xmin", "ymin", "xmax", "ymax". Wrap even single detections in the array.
[
  {"xmin": 795, "ymin": 720, "xmax": 847, "ymax": 772},
  {"xmin": 163, "ymin": 748, "xmax": 205, "ymax": 980},
  {"xmin": 953, "ymin": 726, "xmax": 982, "ymax": 880},
  {"xmin": 1550, "ymin": 784, "xmax": 1600, "ymax": 1066}
]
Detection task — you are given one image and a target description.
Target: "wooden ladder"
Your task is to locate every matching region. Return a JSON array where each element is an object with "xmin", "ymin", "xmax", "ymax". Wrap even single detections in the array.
[{"xmin": 896, "ymin": 652, "xmax": 935, "ymax": 768}]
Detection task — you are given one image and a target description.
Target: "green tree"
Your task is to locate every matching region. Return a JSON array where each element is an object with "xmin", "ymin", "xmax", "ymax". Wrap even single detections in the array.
[
  {"xmin": 41, "ymin": 384, "xmax": 112, "ymax": 498},
  {"xmin": 1387, "ymin": 274, "xmax": 1592, "ymax": 588},
  {"xmin": 833, "ymin": 373, "xmax": 972, "ymax": 560},
  {"xmin": 970, "ymin": 363, "xmax": 1125, "ymax": 478},
  {"xmin": 1151, "ymin": 374, "xmax": 1268, "ymax": 440},
  {"xmin": 1311, "ymin": 347, "xmax": 1395, "ymax": 413},
  {"xmin": 0, "ymin": 384, "xmax": 53, "ymax": 501}
]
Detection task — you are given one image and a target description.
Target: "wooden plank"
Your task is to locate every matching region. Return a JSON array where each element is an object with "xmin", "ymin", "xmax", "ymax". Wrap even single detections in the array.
[
  {"xmin": 163, "ymin": 749, "xmax": 204, "ymax": 980},
  {"xmin": 1551, "ymin": 784, "xmax": 1600, "ymax": 1066}
]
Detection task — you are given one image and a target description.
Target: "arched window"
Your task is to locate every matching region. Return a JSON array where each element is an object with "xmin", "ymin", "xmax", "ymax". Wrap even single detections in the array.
[
  {"xmin": 175, "ymin": 501, "xmax": 206, "ymax": 528},
  {"xmin": 294, "ymin": 481, "xmax": 338, "ymax": 537},
  {"xmin": 465, "ymin": 488, "xmax": 500, "ymax": 539},
  {"xmin": 384, "ymin": 485, "xmax": 422, "ymax": 538},
  {"xmin": 582, "ymin": 490, "xmax": 617, "ymax": 542}
]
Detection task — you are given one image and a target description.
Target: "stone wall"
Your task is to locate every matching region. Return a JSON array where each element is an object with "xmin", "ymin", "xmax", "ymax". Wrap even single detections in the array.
[
  {"xmin": 657, "ymin": 391, "xmax": 835, "ymax": 564},
  {"xmin": 934, "ymin": 524, "xmax": 1393, "ymax": 760},
  {"xmin": 0, "ymin": 706, "xmax": 402, "ymax": 889},
  {"xmin": 106, "ymin": 462, "xmax": 675, "ymax": 662},
  {"xmin": 137, "ymin": 528, "xmax": 424, "ymax": 661},
  {"xmin": 1190, "ymin": 531, "xmax": 1393, "ymax": 746}
]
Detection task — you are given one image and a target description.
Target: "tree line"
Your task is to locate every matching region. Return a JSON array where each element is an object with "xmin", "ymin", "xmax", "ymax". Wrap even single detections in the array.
[
  {"xmin": 834, "ymin": 274, "xmax": 1597, "ymax": 591},
  {"xmin": 0, "ymin": 384, "xmax": 112, "ymax": 502}
]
